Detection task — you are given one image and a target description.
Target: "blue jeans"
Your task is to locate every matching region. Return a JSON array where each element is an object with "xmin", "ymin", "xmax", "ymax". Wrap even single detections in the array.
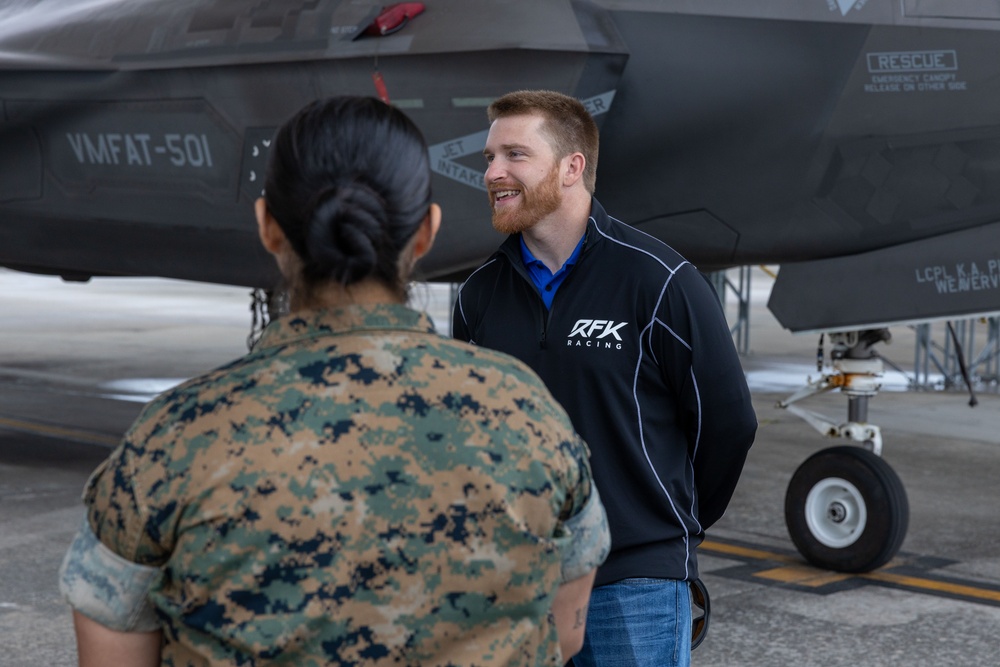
[{"xmin": 570, "ymin": 578, "xmax": 691, "ymax": 667}]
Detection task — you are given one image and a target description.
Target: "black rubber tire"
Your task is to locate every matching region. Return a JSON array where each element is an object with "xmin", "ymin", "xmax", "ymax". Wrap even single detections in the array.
[{"xmin": 784, "ymin": 445, "xmax": 908, "ymax": 573}]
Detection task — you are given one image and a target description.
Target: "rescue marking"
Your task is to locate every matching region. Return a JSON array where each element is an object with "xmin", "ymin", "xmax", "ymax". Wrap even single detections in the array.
[
  {"xmin": 867, "ymin": 50, "xmax": 958, "ymax": 73},
  {"xmin": 863, "ymin": 50, "xmax": 967, "ymax": 94}
]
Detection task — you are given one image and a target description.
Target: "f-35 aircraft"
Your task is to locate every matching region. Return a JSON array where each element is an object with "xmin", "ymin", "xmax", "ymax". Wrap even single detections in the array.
[{"xmin": 2, "ymin": 0, "xmax": 999, "ymax": 573}]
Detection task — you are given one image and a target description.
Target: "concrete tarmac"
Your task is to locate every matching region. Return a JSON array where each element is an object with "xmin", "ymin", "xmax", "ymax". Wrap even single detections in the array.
[{"xmin": 1, "ymin": 269, "xmax": 998, "ymax": 666}]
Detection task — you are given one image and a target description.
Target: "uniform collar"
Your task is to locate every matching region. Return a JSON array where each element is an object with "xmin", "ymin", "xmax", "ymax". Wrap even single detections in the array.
[{"xmin": 254, "ymin": 303, "xmax": 436, "ymax": 351}]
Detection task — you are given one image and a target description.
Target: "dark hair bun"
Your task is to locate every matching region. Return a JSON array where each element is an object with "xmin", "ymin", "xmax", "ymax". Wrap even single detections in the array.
[
  {"xmin": 263, "ymin": 96, "xmax": 432, "ymax": 298},
  {"xmin": 304, "ymin": 182, "xmax": 388, "ymax": 285}
]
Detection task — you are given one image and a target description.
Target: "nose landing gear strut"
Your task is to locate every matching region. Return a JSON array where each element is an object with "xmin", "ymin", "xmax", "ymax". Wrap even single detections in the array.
[{"xmin": 777, "ymin": 329, "xmax": 909, "ymax": 573}]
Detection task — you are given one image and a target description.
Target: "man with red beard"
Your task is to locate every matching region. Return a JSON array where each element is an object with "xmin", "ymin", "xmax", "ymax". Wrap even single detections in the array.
[{"xmin": 453, "ymin": 90, "xmax": 757, "ymax": 667}]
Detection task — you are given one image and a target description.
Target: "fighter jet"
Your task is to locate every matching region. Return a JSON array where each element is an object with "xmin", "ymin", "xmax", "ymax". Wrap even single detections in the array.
[{"xmin": 2, "ymin": 0, "xmax": 999, "ymax": 573}]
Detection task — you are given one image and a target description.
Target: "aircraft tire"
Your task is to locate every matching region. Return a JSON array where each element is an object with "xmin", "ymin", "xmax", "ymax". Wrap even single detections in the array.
[{"xmin": 784, "ymin": 445, "xmax": 909, "ymax": 573}]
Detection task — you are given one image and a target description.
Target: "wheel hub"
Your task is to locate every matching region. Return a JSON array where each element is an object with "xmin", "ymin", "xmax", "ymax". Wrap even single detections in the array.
[
  {"xmin": 827, "ymin": 501, "xmax": 847, "ymax": 523},
  {"xmin": 804, "ymin": 477, "xmax": 867, "ymax": 548}
]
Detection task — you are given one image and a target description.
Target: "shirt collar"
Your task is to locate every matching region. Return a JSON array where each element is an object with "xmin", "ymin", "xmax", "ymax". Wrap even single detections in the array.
[{"xmin": 519, "ymin": 232, "xmax": 586, "ymax": 275}]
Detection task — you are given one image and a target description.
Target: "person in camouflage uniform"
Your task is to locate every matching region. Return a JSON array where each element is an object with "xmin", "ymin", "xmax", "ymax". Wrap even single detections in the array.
[{"xmin": 60, "ymin": 96, "xmax": 610, "ymax": 667}]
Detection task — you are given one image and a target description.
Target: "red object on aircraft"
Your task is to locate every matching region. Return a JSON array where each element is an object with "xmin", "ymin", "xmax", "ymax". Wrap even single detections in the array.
[
  {"xmin": 372, "ymin": 70, "xmax": 390, "ymax": 104},
  {"xmin": 364, "ymin": 3, "xmax": 425, "ymax": 37}
]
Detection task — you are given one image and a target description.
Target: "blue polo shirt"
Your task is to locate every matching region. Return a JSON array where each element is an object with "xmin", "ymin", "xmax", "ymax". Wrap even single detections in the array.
[{"xmin": 519, "ymin": 234, "xmax": 585, "ymax": 309}]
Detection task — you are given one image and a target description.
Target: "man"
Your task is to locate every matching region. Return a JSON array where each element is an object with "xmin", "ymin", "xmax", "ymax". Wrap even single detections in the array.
[{"xmin": 452, "ymin": 90, "xmax": 757, "ymax": 667}]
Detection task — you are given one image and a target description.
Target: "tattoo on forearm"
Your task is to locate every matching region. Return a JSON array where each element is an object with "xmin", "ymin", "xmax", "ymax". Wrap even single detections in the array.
[{"xmin": 573, "ymin": 607, "xmax": 586, "ymax": 629}]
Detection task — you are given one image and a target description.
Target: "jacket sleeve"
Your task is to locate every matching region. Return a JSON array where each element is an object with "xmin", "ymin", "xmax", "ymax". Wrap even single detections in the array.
[{"xmin": 659, "ymin": 267, "xmax": 758, "ymax": 531}]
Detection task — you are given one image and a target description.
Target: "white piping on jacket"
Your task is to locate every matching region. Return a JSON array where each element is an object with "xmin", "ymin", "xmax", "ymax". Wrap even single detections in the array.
[{"xmin": 593, "ymin": 215, "xmax": 704, "ymax": 579}]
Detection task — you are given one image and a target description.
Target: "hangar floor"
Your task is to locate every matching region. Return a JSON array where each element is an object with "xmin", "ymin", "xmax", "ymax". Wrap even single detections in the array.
[{"xmin": 1, "ymin": 269, "xmax": 998, "ymax": 667}]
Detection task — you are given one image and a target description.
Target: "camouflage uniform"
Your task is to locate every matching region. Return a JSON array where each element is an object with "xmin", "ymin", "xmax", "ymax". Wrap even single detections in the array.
[{"xmin": 60, "ymin": 304, "xmax": 609, "ymax": 666}]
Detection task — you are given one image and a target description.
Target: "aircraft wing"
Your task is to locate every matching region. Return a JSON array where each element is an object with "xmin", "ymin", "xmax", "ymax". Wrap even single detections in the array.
[{"xmin": 769, "ymin": 222, "xmax": 1000, "ymax": 332}]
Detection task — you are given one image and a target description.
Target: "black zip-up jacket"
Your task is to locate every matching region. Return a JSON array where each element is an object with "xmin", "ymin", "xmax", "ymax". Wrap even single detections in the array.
[{"xmin": 453, "ymin": 198, "xmax": 757, "ymax": 585}]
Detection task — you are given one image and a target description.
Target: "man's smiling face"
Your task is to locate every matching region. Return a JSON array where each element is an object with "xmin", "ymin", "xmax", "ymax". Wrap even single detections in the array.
[{"xmin": 483, "ymin": 113, "xmax": 563, "ymax": 235}]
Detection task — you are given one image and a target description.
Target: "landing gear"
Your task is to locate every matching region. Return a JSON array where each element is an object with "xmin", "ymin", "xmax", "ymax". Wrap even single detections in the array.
[
  {"xmin": 777, "ymin": 329, "xmax": 910, "ymax": 573},
  {"xmin": 785, "ymin": 445, "xmax": 908, "ymax": 572}
]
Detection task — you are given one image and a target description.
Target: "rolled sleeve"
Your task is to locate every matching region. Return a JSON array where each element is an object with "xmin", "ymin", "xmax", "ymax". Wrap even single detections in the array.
[
  {"xmin": 59, "ymin": 516, "xmax": 160, "ymax": 632},
  {"xmin": 556, "ymin": 485, "xmax": 611, "ymax": 582}
]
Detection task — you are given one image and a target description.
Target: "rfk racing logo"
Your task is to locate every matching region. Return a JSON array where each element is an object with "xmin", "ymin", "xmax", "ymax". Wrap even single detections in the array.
[{"xmin": 567, "ymin": 319, "xmax": 627, "ymax": 350}]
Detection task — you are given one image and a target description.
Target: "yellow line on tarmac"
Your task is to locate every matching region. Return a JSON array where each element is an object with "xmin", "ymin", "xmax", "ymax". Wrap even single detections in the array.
[
  {"xmin": 755, "ymin": 565, "xmax": 853, "ymax": 587},
  {"xmin": 0, "ymin": 416, "xmax": 119, "ymax": 447},
  {"xmin": 701, "ymin": 538, "xmax": 1000, "ymax": 605},
  {"xmin": 700, "ymin": 539, "xmax": 797, "ymax": 563},
  {"xmin": 863, "ymin": 571, "xmax": 1000, "ymax": 604},
  {"xmin": 701, "ymin": 540, "xmax": 847, "ymax": 587}
]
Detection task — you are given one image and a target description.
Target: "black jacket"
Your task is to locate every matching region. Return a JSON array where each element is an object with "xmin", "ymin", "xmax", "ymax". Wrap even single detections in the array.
[{"xmin": 453, "ymin": 198, "xmax": 757, "ymax": 585}]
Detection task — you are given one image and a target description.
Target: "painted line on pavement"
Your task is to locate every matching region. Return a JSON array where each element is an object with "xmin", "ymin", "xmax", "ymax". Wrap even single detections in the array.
[
  {"xmin": 701, "ymin": 538, "xmax": 1000, "ymax": 607},
  {"xmin": 0, "ymin": 416, "xmax": 119, "ymax": 447}
]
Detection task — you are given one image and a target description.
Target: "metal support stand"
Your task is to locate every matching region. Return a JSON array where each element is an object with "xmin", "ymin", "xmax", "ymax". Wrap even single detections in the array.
[
  {"xmin": 911, "ymin": 316, "xmax": 1000, "ymax": 392},
  {"xmin": 709, "ymin": 266, "xmax": 751, "ymax": 355}
]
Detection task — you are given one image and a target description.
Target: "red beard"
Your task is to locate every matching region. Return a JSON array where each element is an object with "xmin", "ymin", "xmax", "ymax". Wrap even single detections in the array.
[{"xmin": 490, "ymin": 163, "xmax": 562, "ymax": 235}]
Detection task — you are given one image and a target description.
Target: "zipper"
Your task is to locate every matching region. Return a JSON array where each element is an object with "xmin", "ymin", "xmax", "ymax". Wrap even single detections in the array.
[
  {"xmin": 540, "ymin": 304, "xmax": 549, "ymax": 349},
  {"xmin": 502, "ymin": 244, "xmax": 551, "ymax": 350},
  {"xmin": 504, "ymin": 227, "xmax": 592, "ymax": 351},
  {"xmin": 534, "ymin": 273, "xmax": 552, "ymax": 350}
]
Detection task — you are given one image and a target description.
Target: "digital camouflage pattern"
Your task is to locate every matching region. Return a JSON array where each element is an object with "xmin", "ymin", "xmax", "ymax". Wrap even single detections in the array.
[{"xmin": 74, "ymin": 304, "xmax": 602, "ymax": 666}]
